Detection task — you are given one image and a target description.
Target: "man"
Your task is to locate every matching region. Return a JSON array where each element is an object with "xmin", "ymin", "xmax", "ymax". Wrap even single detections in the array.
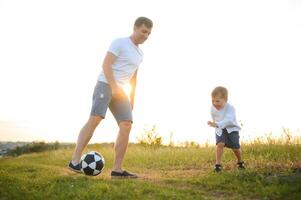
[{"xmin": 68, "ymin": 17, "xmax": 153, "ymax": 178}]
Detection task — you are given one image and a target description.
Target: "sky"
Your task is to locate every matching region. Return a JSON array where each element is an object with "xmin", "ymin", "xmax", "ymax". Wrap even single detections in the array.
[{"xmin": 0, "ymin": 0, "xmax": 301, "ymax": 145}]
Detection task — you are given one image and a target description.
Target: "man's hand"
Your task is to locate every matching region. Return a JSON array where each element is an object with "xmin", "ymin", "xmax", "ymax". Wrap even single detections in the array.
[
  {"xmin": 130, "ymin": 101, "xmax": 134, "ymax": 110},
  {"xmin": 111, "ymin": 85, "xmax": 125, "ymax": 98},
  {"xmin": 208, "ymin": 121, "xmax": 218, "ymax": 128},
  {"xmin": 129, "ymin": 70, "xmax": 137, "ymax": 111}
]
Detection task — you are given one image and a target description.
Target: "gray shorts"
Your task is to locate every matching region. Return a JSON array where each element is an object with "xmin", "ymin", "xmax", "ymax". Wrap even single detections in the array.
[
  {"xmin": 216, "ymin": 129, "xmax": 240, "ymax": 149},
  {"xmin": 90, "ymin": 81, "xmax": 132, "ymax": 123}
]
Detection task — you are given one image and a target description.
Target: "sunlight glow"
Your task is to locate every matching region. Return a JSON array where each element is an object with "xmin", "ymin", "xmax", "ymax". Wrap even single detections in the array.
[
  {"xmin": 123, "ymin": 84, "xmax": 132, "ymax": 98},
  {"xmin": 0, "ymin": 0, "xmax": 301, "ymax": 143}
]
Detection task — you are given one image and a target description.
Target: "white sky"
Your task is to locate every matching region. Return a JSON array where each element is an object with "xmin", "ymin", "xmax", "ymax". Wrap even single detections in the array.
[{"xmin": 0, "ymin": 0, "xmax": 301, "ymax": 144}]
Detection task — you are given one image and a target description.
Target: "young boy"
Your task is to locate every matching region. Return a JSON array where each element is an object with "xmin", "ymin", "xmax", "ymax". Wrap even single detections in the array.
[{"xmin": 207, "ymin": 86, "xmax": 245, "ymax": 172}]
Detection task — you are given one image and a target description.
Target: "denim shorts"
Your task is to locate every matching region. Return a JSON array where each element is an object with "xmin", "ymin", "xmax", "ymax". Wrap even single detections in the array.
[
  {"xmin": 216, "ymin": 129, "xmax": 240, "ymax": 149},
  {"xmin": 90, "ymin": 81, "xmax": 132, "ymax": 123}
]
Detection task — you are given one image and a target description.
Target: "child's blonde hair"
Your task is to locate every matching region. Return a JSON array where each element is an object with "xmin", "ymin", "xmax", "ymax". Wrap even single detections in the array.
[{"xmin": 211, "ymin": 86, "xmax": 228, "ymax": 101}]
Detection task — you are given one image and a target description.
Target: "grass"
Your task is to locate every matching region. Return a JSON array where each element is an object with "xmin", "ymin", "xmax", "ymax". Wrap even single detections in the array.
[{"xmin": 0, "ymin": 143, "xmax": 300, "ymax": 200}]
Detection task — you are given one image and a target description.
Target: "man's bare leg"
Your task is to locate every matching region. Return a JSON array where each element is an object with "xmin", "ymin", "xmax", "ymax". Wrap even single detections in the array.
[
  {"xmin": 112, "ymin": 121, "xmax": 132, "ymax": 172},
  {"xmin": 71, "ymin": 116, "xmax": 103, "ymax": 164}
]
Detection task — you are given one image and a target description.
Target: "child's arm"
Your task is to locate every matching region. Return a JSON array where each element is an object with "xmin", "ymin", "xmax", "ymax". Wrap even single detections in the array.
[
  {"xmin": 208, "ymin": 110, "xmax": 218, "ymax": 128},
  {"xmin": 208, "ymin": 121, "xmax": 218, "ymax": 127},
  {"xmin": 216, "ymin": 106, "xmax": 236, "ymax": 129}
]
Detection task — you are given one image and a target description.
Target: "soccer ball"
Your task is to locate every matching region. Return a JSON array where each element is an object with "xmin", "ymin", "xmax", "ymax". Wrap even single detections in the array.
[{"xmin": 80, "ymin": 151, "xmax": 105, "ymax": 176}]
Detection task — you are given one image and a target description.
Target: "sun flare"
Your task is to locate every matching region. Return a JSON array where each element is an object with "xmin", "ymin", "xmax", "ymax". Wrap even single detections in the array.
[{"xmin": 122, "ymin": 84, "xmax": 132, "ymax": 97}]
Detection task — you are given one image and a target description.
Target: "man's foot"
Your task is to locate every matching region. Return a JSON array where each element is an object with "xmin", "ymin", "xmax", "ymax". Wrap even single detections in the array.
[
  {"xmin": 111, "ymin": 170, "xmax": 138, "ymax": 179},
  {"xmin": 237, "ymin": 161, "xmax": 246, "ymax": 170},
  {"xmin": 68, "ymin": 161, "xmax": 81, "ymax": 173},
  {"xmin": 214, "ymin": 164, "xmax": 222, "ymax": 173}
]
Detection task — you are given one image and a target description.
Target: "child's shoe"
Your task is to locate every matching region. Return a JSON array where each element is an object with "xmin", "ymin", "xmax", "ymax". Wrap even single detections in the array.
[
  {"xmin": 214, "ymin": 164, "xmax": 222, "ymax": 173},
  {"xmin": 237, "ymin": 161, "xmax": 245, "ymax": 170}
]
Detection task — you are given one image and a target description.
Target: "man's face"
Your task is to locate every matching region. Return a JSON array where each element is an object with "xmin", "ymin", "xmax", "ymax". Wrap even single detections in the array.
[
  {"xmin": 133, "ymin": 24, "xmax": 152, "ymax": 44},
  {"xmin": 212, "ymin": 96, "xmax": 227, "ymax": 110}
]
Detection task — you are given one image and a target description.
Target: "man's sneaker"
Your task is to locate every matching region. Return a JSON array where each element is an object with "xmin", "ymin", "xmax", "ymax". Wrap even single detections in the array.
[
  {"xmin": 111, "ymin": 170, "xmax": 138, "ymax": 179},
  {"xmin": 68, "ymin": 161, "xmax": 81, "ymax": 173},
  {"xmin": 237, "ymin": 161, "xmax": 246, "ymax": 170},
  {"xmin": 214, "ymin": 164, "xmax": 222, "ymax": 173}
]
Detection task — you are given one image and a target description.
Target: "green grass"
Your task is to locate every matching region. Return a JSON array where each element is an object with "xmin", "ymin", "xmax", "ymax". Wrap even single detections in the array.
[{"xmin": 0, "ymin": 143, "xmax": 300, "ymax": 200}]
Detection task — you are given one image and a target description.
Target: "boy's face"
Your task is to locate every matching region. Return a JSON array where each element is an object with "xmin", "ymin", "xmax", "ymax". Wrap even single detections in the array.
[
  {"xmin": 212, "ymin": 96, "xmax": 227, "ymax": 110},
  {"xmin": 133, "ymin": 24, "xmax": 152, "ymax": 44}
]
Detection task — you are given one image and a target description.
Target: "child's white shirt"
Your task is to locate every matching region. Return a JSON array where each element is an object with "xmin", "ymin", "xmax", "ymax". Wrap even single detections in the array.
[{"xmin": 211, "ymin": 103, "xmax": 241, "ymax": 136}]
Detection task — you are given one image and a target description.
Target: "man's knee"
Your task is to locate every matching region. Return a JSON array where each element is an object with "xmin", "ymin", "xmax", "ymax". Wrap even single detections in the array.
[
  {"xmin": 88, "ymin": 115, "xmax": 103, "ymax": 127},
  {"xmin": 119, "ymin": 121, "xmax": 132, "ymax": 133}
]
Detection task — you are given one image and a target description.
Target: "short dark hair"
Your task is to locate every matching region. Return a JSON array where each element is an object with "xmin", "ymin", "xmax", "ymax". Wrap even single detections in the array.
[{"xmin": 134, "ymin": 17, "xmax": 153, "ymax": 28}]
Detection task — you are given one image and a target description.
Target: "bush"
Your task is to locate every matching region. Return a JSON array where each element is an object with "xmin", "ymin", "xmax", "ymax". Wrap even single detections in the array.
[
  {"xmin": 136, "ymin": 126, "xmax": 163, "ymax": 147},
  {"xmin": 7, "ymin": 141, "xmax": 60, "ymax": 156}
]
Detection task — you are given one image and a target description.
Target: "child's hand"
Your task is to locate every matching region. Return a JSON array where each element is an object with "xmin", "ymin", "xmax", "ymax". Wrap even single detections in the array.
[{"xmin": 208, "ymin": 121, "xmax": 218, "ymax": 128}]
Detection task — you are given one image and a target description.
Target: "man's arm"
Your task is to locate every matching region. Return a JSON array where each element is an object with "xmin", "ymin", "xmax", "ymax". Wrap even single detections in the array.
[
  {"xmin": 102, "ymin": 52, "xmax": 124, "ymax": 96},
  {"xmin": 129, "ymin": 70, "xmax": 138, "ymax": 110}
]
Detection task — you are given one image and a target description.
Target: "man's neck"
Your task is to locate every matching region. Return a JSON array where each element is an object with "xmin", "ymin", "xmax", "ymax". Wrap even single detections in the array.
[{"xmin": 130, "ymin": 35, "xmax": 139, "ymax": 46}]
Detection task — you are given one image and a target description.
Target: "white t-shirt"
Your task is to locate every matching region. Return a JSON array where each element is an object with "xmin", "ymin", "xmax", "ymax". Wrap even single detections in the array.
[
  {"xmin": 98, "ymin": 37, "xmax": 144, "ymax": 86},
  {"xmin": 210, "ymin": 103, "xmax": 241, "ymax": 135}
]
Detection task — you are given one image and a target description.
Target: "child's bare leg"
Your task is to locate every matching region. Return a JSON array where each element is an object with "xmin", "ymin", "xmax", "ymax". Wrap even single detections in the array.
[
  {"xmin": 232, "ymin": 148, "xmax": 242, "ymax": 162},
  {"xmin": 232, "ymin": 148, "xmax": 245, "ymax": 169},
  {"xmin": 216, "ymin": 142, "xmax": 225, "ymax": 165}
]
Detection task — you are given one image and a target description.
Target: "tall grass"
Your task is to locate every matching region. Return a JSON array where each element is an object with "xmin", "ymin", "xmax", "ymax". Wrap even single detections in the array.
[
  {"xmin": 137, "ymin": 126, "xmax": 301, "ymax": 147},
  {"xmin": 0, "ymin": 128, "xmax": 300, "ymax": 199},
  {"xmin": 1, "ymin": 141, "xmax": 300, "ymax": 200},
  {"xmin": 244, "ymin": 128, "xmax": 301, "ymax": 146}
]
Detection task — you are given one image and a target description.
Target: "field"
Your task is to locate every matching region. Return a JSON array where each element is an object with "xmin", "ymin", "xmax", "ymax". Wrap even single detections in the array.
[{"xmin": 0, "ymin": 142, "xmax": 300, "ymax": 200}]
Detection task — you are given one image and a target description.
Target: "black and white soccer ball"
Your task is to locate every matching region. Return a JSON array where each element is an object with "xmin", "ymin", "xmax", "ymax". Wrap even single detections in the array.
[{"xmin": 80, "ymin": 151, "xmax": 105, "ymax": 176}]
